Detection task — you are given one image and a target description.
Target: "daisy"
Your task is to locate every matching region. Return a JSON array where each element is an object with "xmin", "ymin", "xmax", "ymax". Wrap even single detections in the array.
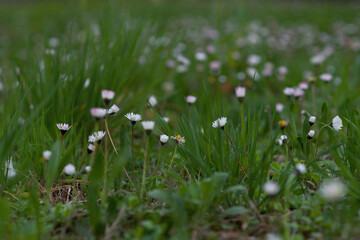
[
  {"xmin": 148, "ymin": 95, "xmax": 158, "ymax": 107},
  {"xmin": 195, "ymin": 51, "xmax": 207, "ymax": 61},
  {"xmin": 85, "ymin": 166, "xmax": 92, "ymax": 173},
  {"xmin": 247, "ymin": 54, "xmax": 261, "ymax": 66},
  {"xmin": 309, "ymin": 116, "xmax": 316, "ymax": 126},
  {"xmin": 101, "ymin": 89, "xmax": 115, "ymax": 105},
  {"xmin": 299, "ymin": 82, "xmax": 309, "ymax": 90},
  {"xmin": 163, "ymin": 117, "xmax": 170, "ymax": 123},
  {"xmin": 90, "ymin": 108, "xmax": 107, "ymax": 119},
  {"xmin": 185, "ymin": 95, "xmax": 197, "ymax": 105},
  {"xmin": 43, "ymin": 150, "xmax": 52, "ymax": 161},
  {"xmin": 235, "ymin": 86, "xmax": 246, "ymax": 102},
  {"xmin": 212, "ymin": 117, "xmax": 227, "ymax": 129},
  {"xmin": 5, "ymin": 158, "xmax": 16, "ymax": 179},
  {"xmin": 263, "ymin": 181, "xmax": 280, "ymax": 196},
  {"xmin": 64, "ymin": 164, "xmax": 76, "ymax": 175},
  {"xmin": 276, "ymin": 103, "xmax": 284, "ymax": 113},
  {"xmin": 87, "ymin": 143, "xmax": 96, "ymax": 154},
  {"xmin": 320, "ymin": 180, "xmax": 346, "ymax": 201},
  {"xmin": 88, "ymin": 131, "xmax": 106, "ymax": 143},
  {"xmin": 108, "ymin": 104, "xmax": 120, "ymax": 115},
  {"xmin": 171, "ymin": 135, "xmax": 185, "ymax": 144},
  {"xmin": 56, "ymin": 123, "xmax": 72, "ymax": 135},
  {"xmin": 293, "ymin": 88, "xmax": 305, "ymax": 99},
  {"xmin": 125, "ymin": 112, "xmax": 142, "ymax": 125},
  {"xmin": 280, "ymin": 135, "xmax": 288, "ymax": 144},
  {"xmin": 307, "ymin": 130, "xmax": 315, "ymax": 140},
  {"xmin": 209, "ymin": 61, "xmax": 221, "ymax": 75},
  {"xmin": 332, "ymin": 116, "xmax": 343, "ymax": 131},
  {"xmin": 283, "ymin": 87, "xmax": 295, "ymax": 96},
  {"xmin": 278, "ymin": 120, "xmax": 288, "ymax": 129},
  {"xmin": 319, "ymin": 73, "xmax": 332, "ymax": 82},
  {"xmin": 160, "ymin": 134, "xmax": 169, "ymax": 145},
  {"xmin": 295, "ymin": 163, "xmax": 307, "ymax": 175},
  {"xmin": 141, "ymin": 121, "xmax": 155, "ymax": 135}
]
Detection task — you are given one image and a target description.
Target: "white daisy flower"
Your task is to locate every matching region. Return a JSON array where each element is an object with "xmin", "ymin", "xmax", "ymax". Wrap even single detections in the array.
[
  {"xmin": 195, "ymin": 51, "xmax": 207, "ymax": 61},
  {"xmin": 125, "ymin": 112, "xmax": 142, "ymax": 125},
  {"xmin": 309, "ymin": 116, "xmax": 316, "ymax": 126},
  {"xmin": 319, "ymin": 73, "xmax": 332, "ymax": 82},
  {"xmin": 160, "ymin": 134, "xmax": 169, "ymax": 144},
  {"xmin": 85, "ymin": 166, "xmax": 92, "ymax": 173},
  {"xmin": 88, "ymin": 131, "xmax": 106, "ymax": 143},
  {"xmin": 276, "ymin": 139, "xmax": 283, "ymax": 146},
  {"xmin": 332, "ymin": 116, "xmax": 343, "ymax": 131},
  {"xmin": 247, "ymin": 54, "xmax": 261, "ymax": 66},
  {"xmin": 276, "ymin": 103, "xmax": 284, "ymax": 113},
  {"xmin": 141, "ymin": 121, "xmax": 155, "ymax": 135},
  {"xmin": 307, "ymin": 130, "xmax": 315, "ymax": 140},
  {"xmin": 171, "ymin": 135, "xmax": 185, "ymax": 145},
  {"xmin": 294, "ymin": 88, "xmax": 305, "ymax": 98},
  {"xmin": 235, "ymin": 86, "xmax": 246, "ymax": 102},
  {"xmin": 212, "ymin": 117, "xmax": 227, "ymax": 129},
  {"xmin": 84, "ymin": 78, "xmax": 90, "ymax": 88},
  {"xmin": 5, "ymin": 158, "xmax": 16, "ymax": 179},
  {"xmin": 56, "ymin": 123, "xmax": 72, "ymax": 135},
  {"xmin": 163, "ymin": 117, "xmax": 170, "ymax": 123},
  {"xmin": 185, "ymin": 95, "xmax": 197, "ymax": 105},
  {"xmin": 64, "ymin": 164, "xmax": 76, "ymax": 175},
  {"xmin": 87, "ymin": 143, "xmax": 96, "ymax": 154},
  {"xmin": 148, "ymin": 95, "xmax": 158, "ymax": 107},
  {"xmin": 101, "ymin": 89, "xmax": 115, "ymax": 105},
  {"xmin": 43, "ymin": 150, "xmax": 52, "ymax": 161},
  {"xmin": 108, "ymin": 104, "xmax": 120, "ymax": 115},
  {"xmin": 320, "ymin": 180, "xmax": 346, "ymax": 201},
  {"xmin": 280, "ymin": 135, "xmax": 288, "ymax": 144},
  {"xmin": 295, "ymin": 163, "xmax": 307, "ymax": 175},
  {"xmin": 263, "ymin": 181, "xmax": 280, "ymax": 196},
  {"xmin": 283, "ymin": 87, "xmax": 295, "ymax": 96},
  {"xmin": 90, "ymin": 108, "xmax": 107, "ymax": 119}
]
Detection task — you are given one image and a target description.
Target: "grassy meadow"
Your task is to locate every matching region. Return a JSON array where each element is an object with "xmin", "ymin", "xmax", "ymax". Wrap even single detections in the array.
[{"xmin": 1, "ymin": 0, "xmax": 360, "ymax": 239}]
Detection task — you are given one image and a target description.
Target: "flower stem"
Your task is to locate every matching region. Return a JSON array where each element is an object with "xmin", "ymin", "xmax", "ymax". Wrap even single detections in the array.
[
  {"xmin": 167, "ymin": 145, "xmax": 178, "ymax": 173},
  {"xmin": 131, "ymin": 124, "xmax": 134, "ymax": 178},
  {"xmin": 140, "ymin": 136, "xmax": 149, "ymax": 201},
  {"xmin": 223, "ymin": 129, "xmax": 247, "ymax": 178},
  {"xmin": 315, "ymin": 125, "xmax": 328, "ymax": 156},
  {"xmin": 105, "ymin": 117, "xmax": 118, "ymax": 155}
]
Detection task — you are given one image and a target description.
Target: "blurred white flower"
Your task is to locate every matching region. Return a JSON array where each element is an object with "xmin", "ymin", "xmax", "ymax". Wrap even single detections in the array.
[
  {"xmin": 185, "ymin": 95, "xmax": 197, "ymax": 105},
  {"xmin": 141, "ymin": 121, "xmax": 155, "ymax": 134},
  {"xmin": 148, "ymin": 95, "xmax": 158, "ymax": 107},
  {"xmin": 263, "ymin": 181, "xmax": 280, "ymax": 196},
  {"xmin": 235, "ymin": 86, "xmax": 246, "ymax": 101},
  {"xmin": 332, "ymin": 116, "xmax": 343, "ymax": 131},
  {"xmin": 101, "ymin": 90, "xmax": 115, "ymax": 105},
  {"xmin": 108, "ymin": 104, "xmax": 120, "ymax": 115},
  {"xmin": 320, "ymin": 180, "xmax": 346, "ymax": 201},
  {"xmin": 195, "ymin": 51, "xmax": 207, "ymax": 61},
  {"xmin": 171, "ymin": 135, "xmax": 185, "ymax": 144},
  {"xmin": 283, "ymin": 87, "xmax": 294, "ymax": 96},
  {"xmin": 319, "ymin": 73, "xmax": 333, "ymax": 82},
  {"xmin": 64, "ymin": 164, "xmax": 76, "ymax": 175},
  {"xmin": 43, "ymin": 150, "xmax": 52, "ymax": 161},
  {"xmin": 275, "ymin": 103, "xmax": 284, "ymax": 113},
  {"xmin": 5, "ymin": 158, "xmax": 16, "ymax": 179},
  {"xmin": 295, "ymin": 163, "xmax": 307, "ymax": 175},
  {"xmin": 91, "ymin": 108, "xmax": 107, "ymax": 119},
  {"xmin": 307, "ymin": 130, "xmax": 315, "ymax": 140},
  {"xmin": 299, "ymin": 82, "xmax": 309, "ymax": 90},
  {"xmin": 212, "ymin": 117, "xmax": 227, "ymax": 129},
  {"xmin": 84, "ymin": 78, "xmax": 90, "ymax": 88},
  {"xmin": 85, "ymin": 166, "xmax": 92, "ymax": 173},
  {"xmin": 247, "ymin": 54, "xmax": 261, "ymax": 66},
  {"xmin": 309, "ymin": 116, "xmax": 316, "ymax": 126},
  {"xmin": 163, "ymin": 117, "xmax": 170, "ymax": 123},
  {"xmin": 87, "ymin": 144, "xmax": 96, "ymax": 154},
  {"xmin": 160, "ymin": 134, "xmax": 169, "ymax": 144}
]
